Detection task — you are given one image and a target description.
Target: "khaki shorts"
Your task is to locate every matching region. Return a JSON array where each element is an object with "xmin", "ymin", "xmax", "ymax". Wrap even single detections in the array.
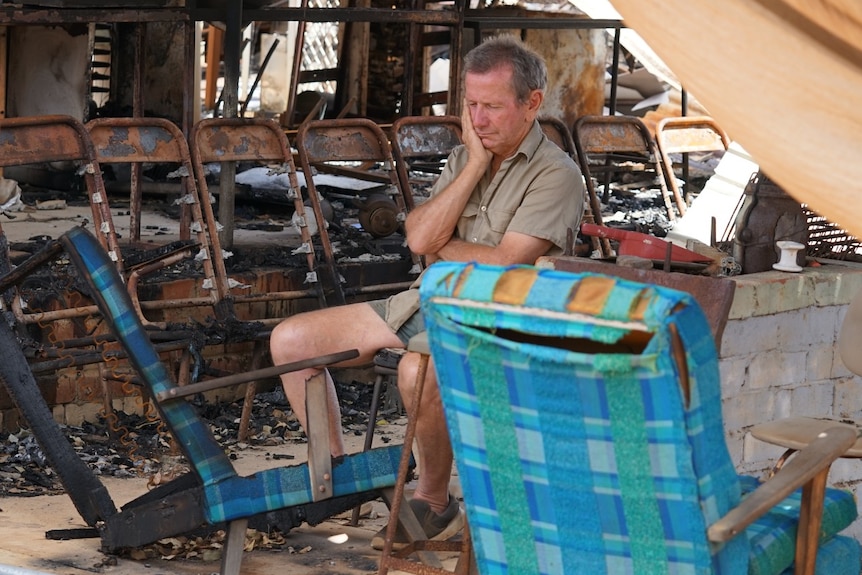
[{"xmin": 368, "ymin": 288, "xmax": 425, "ymax": 345}]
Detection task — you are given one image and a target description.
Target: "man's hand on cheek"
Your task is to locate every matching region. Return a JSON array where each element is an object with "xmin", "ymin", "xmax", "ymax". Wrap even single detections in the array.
[{"xmin": 461, "ymin": 107, "xmax": 492, "ymax": 166}]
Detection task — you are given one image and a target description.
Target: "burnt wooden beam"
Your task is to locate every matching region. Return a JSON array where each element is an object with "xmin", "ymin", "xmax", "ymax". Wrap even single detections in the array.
[{"xmin": 0, "ymin": 8, "xmax": 189, "ymax": 23}]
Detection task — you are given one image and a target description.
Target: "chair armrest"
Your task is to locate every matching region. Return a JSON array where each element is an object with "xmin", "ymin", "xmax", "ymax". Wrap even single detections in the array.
[
  {"xmin": 708, "ymin": 425, "xmax": 858, "ymax": 542},
  {"xmin": 155, "ymin": 349, "xmax": 359, "ymax": 402},
  {"xmin": 750, "ymin": 416, "xmax": 862, "ymax": 458}
]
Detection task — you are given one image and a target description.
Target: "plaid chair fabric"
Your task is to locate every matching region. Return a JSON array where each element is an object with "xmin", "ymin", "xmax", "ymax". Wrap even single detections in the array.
[
  {"xmin": 419, "ymin": 261, "xmax": 859, "ymax": 575},
  {"xmin": 60, "ymin": 227, "xmax": 403, "ymax": 525}
]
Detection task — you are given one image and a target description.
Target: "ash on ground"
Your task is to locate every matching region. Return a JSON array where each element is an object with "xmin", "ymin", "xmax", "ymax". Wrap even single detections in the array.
[{"xmin": 0, "ymin": 377, "xmax": 399, "ymax": 497}]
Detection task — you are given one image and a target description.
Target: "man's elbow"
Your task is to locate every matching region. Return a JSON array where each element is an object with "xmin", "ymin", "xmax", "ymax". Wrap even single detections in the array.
[{"xmin": 406, "ymin": 235, "xmax": 441, "ymax": 256}]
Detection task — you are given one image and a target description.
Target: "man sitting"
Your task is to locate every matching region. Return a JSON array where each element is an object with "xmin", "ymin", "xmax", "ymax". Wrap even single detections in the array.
[{"xmin": 269, "ymin": 34, "xmax": 585, "ymax": 549}]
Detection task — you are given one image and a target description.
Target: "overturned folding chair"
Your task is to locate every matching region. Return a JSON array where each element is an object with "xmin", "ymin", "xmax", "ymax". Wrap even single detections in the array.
[
  {"xmin": 15, "ymin": 226, "xmax": 409, "ymax": 575},
  {"xmin": 420, "ymin": 261, "xmax": 860, "ymax": 575}
]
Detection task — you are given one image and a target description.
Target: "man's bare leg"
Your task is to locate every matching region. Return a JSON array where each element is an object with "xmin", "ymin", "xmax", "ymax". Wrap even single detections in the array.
[
  {"xmin": 397, "ymin": 351, "xmax": 453, "ymax": 514},
  {"xmin": 269, "ymin": 302, "xmax": 404, "ymax": 457}
]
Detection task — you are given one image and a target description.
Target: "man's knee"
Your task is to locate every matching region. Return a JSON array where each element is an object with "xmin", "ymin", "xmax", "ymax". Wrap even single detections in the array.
[
  {"xmin": 397, "ymin": 352, "xmax": 437, "ymax": 398},
  {"xmin": 270, "ymin": 313, "xmax": 315, "ymax": 356}
]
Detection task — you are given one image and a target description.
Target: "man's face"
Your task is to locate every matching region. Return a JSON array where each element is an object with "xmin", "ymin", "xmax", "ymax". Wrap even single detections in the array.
[{"xmin": 464, "ymin": 64, "xmax": 540, "ymax": 158}]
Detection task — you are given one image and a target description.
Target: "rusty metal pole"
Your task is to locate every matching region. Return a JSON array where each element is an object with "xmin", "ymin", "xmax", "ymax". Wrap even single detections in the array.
[
  {"xmin": 285, "ymin": 0, "xmax": 309, "ymax": 128},
  {"xmin": 130, "ymin": 22, "xmax": 146, "ymax": 243},
  {"xmin": 219, "ymin": 0, "xmax": 242, "ymax": 249},
  {"xmin": 180, "ymin": 18, "xmax": 197, "ymax": 241}
]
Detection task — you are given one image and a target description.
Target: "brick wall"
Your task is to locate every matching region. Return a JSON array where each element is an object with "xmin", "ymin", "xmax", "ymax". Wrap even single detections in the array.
[{"xmin": 719, "ymin": 259, "xmax": 862, "ymax": 539}]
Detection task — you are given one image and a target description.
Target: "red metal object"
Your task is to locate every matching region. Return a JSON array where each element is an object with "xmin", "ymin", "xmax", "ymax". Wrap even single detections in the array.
[{"xmin": 581, "ymin": 223, "xmax": 713, "ymax": 263}]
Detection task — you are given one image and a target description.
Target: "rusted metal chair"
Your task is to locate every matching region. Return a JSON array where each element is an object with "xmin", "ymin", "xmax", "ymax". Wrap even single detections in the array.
[
  {"xmin": 295, "ymin": 118, "xmax": 418, "ymax": 306},
  {"xmin": 89, "ymin": 117, "xmax": 300, "ymax": 442},
  {"xmin": 390, "ymin": 114, "xmax": 462, "ymax": 212},
  {"xmin": 538, "ymin": 115, "xmax": 579, "ymax": 164},
  {"xmin": 538, "ymin": 115, "xmax": 603, "ymax": 256},
  {"xmin": 362, "ymin": 116, "xmax": 466, "ymax": 466},
  {"xmin": 573, "ymin": 115, "xmax": 680, "ymax": 238},
  {"xmin": 0, "ymin": 116, "xmax": 212, "ymax": 413},
  {"xmin": 85, "ymin": 117, "xmax": 225, "ymax": 328},
  {"xmin": 655, "ymin": 115, "xmax": 731, "ymax": 209},
  {"xmin": 190, "ymin": 117, "xmax": 324, "ymax": 311}
]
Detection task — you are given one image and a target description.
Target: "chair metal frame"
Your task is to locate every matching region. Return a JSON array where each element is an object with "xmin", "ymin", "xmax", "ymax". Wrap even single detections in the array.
[
  {"xmin": 538, "ymin": 115, "xmax": 604, "ymax": 256},
  {"xmin": 574, "ymin": 115, "xmax": 682, "ymax": 235},
  {"xmin": 655, "ymin": 115, "xmax": 731, "ymax": 209},
  {"xmin": 190, "ymin": 117, "xmax": 324, "ymax": 310},
  {"xmin": 296, "ymin": 118, "xmax": 418, "ymax": 306},
  {"xmin": 390, "ymin": 114, "xmax": 463, "ymax": 212},
  {"xmin": 85, "ymin": 117, "xmax": 225, "ymax": 327}
]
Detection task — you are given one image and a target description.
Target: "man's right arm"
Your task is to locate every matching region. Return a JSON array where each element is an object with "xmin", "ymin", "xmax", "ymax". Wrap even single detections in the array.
[{"xmin": 404, "ymin": 104, "xmax": 490, "ymax": 256}]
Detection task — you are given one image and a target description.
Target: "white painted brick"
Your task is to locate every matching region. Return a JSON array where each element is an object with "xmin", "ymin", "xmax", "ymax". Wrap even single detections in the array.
[
  {"xmin": 776, "ymin": 307, "xmax": 839, "ymax": 351},
  {"xmin": 829, "ymin": 481, "xmax": 862, "ymax": 542},
  {"xmin": 719, "ymin": 357, "xmax": 749, "ymax": 396},
  {"xmin": 789, "ymin": 382, "xmax": 835, "ymax": 418},
  {"xmin": 807, "ymin": 346, "xmax": 837, "ymax": 382},
  {"xmin": 807, "ymin": 306, "xmax": 842, "ymax": 345},
  {"xmin": 773, "ymin": 309, "xmax": 812, "ymax": 352},
  {"xmin": 721, "ymin": 390, "xmax": 777, "ymax": 438},
  {"xmin": 775, "ymin": 277, "xmax": 819, "ymax": 314},
  {"xmin": 748, "ymin": 350, "xmax": 807, "ymax": 388},
  {"xmin": 773, "ymin": 387, "xmax": 793, "ymax": 420},
  {"xmin": 813, "ymin": 263, "xmax": 862, "ymax": 305},
  {"xmin": 834, "ymin": 376, "xmax": 862, "ymax": 421},
  {"xmin": 832, "ymin": 346, "xmax": 855, "ymax": 379},
  {"xmin": 829, "ymin": 458, "xmax": 861, "ymax": 485},
  {"xmin": 734, "ymin": 447, "xmax": 775, "ymax": 477},
  {"xmin": 724, "ymin": 428, "xmax": 744, "ymax": 467},
  {"xmin": 720, "ymin": 317, "xmax": 780, "ymax": 357}
]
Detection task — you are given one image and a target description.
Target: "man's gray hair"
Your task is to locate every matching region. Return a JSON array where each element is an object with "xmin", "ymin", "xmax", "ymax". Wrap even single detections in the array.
[{"xmin": 463, "ymin": 35, "xmax": 548, "ymax": 103}]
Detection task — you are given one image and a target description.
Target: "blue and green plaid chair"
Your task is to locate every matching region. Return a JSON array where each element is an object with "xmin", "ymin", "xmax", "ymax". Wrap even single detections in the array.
[
  {"xmin": 419, "ymin": 261, "xmax": 860, "ymax": 575},
  {"xmin": 59, "ymin": 226, "xmax": 405, "ymax": 575}
]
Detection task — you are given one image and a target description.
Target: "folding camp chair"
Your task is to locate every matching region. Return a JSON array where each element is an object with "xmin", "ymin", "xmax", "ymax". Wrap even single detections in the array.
[
  {"xmin": 53, "ymin": 225, "xmax": 409, "ymax": 575},
  {"xmin": 419, "ymin": 261, "xmax": 860, "ymax": 575}
]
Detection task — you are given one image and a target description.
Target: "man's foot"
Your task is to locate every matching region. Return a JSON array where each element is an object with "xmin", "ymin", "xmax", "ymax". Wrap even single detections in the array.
[{"xmin": 370, "ymin": 495, "xmax": 464, "ymax": 551}]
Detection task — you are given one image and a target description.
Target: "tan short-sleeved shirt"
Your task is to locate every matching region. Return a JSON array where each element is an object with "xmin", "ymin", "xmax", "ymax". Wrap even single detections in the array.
[{"xmin": 381, "ymin": 120, "xmax": 585, "ymax": 333}]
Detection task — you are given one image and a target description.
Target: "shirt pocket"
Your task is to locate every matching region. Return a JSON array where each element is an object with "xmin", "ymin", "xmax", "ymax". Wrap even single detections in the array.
[
  {"xmin": 486, "ymin": 206, "xmax": 516, "ymax": 239},
  {"xmin": 457, "ymin": 202, "xmax": 480, "ymax": 235}
]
